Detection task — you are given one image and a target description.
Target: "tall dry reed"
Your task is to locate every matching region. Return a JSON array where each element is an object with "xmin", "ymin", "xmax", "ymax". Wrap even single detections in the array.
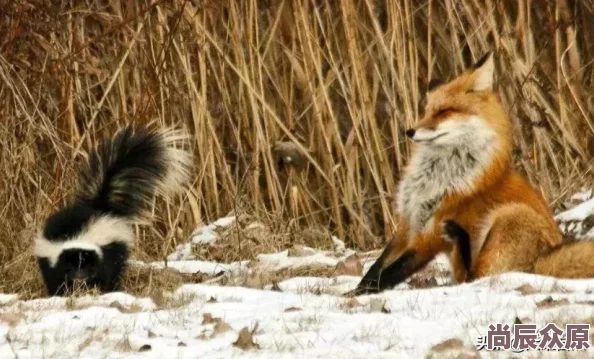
[{"xmin": 1, "ymin": 0, "xmax": 592, "ymax": 296}]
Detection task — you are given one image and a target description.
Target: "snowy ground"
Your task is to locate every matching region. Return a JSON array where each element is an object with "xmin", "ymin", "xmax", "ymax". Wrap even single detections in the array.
[{"xmin": 2, "ymin": 189, "xmax": 594, "ymax": 358}]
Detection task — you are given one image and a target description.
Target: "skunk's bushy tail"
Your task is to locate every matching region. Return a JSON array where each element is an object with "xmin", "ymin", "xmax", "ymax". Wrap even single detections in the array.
[{"xmin": 76, "ymin": 126, "xmax": 193, "ymax": 219}]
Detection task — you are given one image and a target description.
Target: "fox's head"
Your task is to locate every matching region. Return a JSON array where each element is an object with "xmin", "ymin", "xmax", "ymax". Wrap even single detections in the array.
[{"xmin": 406, "ymin": 52, "xmax": 511, "ymax": 153}]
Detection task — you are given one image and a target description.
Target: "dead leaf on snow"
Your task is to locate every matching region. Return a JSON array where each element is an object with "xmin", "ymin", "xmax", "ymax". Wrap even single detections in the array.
[
  {"xmin": 335, "ymin": 253, "xmax": 363, "ymax": 277},
  {"xmin": 283, "ymin": 307, "xmax": 302, "ymax": 312},
  {"xmin": 515, "ymin": 284, "xmax": 537, "ymax": 295},
  {"xmin": 233, "ymin": 323, "xmax": 260, "ymax": 350},
  {"xmin": 0, "ymin": 313, "xmax": 24, "ymax": 327},
  {"xmin": 427, "ymin": 338, "xmax": 479, "ymax": 359},
  {"xmin": 430, "ymin": 338, "xmax": 464, "ymax": 352},
  {"xmin": 201, "ymin": 313, "xmax": 232, "ymax": 337},
  {"xmin": 287, "ymin": 244, "xmax": 317, "ymax": 257},
  {"xmin": 340, "ymin": 297, "xmax": 361, "ymax": 310},
  {"xmin": 213, "ymin": 319, "xmax": 232, "ymax": 335},
  {"xmin": 407, "ymin": 275, "xmax": 438, "ymax": 289},
  {"xmin": 246, "ymin": 272, "xmax": 270, "ymax": 289},
  {"xmin": 202, "ymin": 313, "xmax": 217, "ymax": 324},
  {"xmin": 109, "ymin": 301, "xmax": 143, "ymax": 314},
  {"xmin": 536, "ymin": 296, "xmax": 570, "ymax": 308}
]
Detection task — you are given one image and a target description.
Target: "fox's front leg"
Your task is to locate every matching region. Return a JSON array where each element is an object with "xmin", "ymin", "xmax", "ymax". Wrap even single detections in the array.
[
  {"xmin": 352, "ymin": 234, "xmax": 408, "ymax": 294},
  {"xmin": 349, "ymin": 230, "xmax": 443, "ymax": 295},
  {"xmin": 441, "ymin": 220, "xmax": 473, "ymax": 283}
]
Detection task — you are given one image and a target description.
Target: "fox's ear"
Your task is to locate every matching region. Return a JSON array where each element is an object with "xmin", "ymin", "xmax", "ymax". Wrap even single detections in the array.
[
  {"xmin": 427, "ymin": 78, "xmax": 444, "ymax": 92},
  {"xmin": 470, "ymin": 52, "xmax": 494, "ymax": 91},
  {"xmin": 425, "ymin": 78, "xmax": 444, "ymax": 100}
]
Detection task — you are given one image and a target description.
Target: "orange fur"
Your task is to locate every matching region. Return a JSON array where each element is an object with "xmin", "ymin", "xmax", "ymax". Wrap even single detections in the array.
[{"xmin": 352, "ymin": 52, "xmax": 593, "ymax": 295}]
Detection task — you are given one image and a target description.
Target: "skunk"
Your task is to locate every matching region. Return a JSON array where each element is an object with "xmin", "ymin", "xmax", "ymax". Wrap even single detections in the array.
[{"xmin": 34, "ymin": 126, "xmax": 192, "ymax": 296}]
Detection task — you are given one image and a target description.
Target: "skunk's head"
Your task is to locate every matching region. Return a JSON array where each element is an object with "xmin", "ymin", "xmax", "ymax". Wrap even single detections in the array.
[
  {"xmin": 35, "ymin": 203, "xmax": 135, "ymax": 270},
  {"xmin": 57, "ymin": 248, "xmax": 101, "ymax": 281}
]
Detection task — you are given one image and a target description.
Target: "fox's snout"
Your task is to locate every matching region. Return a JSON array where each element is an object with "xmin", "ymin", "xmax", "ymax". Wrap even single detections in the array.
[{"xmin": 405, "ymin": 128, "xmax": 416, "ymax": 138}]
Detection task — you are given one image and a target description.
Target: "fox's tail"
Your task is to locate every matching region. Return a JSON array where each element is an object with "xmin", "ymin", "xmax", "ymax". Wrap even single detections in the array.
[
  {"xmin": 75, "ymin": 125, "xmax": 193, "ymax": 220},
  {"xmin": 535, "ymin": 240, "xmax": 594, "ymax": 278}
]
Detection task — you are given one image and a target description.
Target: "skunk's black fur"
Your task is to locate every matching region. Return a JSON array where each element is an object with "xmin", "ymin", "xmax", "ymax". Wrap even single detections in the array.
[{"xmin": 35, "ymin": 126, "xmax": 192, "ymax": 296}]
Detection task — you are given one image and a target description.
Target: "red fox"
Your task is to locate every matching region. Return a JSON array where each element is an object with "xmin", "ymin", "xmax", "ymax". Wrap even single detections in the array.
[{"xmin": 350, "ymin": 52, "xmax": 594, "ymax": 295}]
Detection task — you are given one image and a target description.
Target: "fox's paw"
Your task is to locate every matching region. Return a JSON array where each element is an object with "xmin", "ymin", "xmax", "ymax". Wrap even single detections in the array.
[
  {"xmin": 440, "ymin": 219, "xmax": 465, "ymax": 243},
  {"xmin": 441, "ymin": 219, "xmax": 473, "ymax": 273}
]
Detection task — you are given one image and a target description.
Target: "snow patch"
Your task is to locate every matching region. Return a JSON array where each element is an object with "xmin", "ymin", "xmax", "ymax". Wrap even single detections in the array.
[
  {"xmin": 570, "ymin": 188, "xmax": 593, "ymax": 202},
  {"xmin": 133, "ymin": 259, "xmax": 249, "ymax": 275},
  {"xmin": 167, "ymin": 215, "xmax": 237, "ymax": 261},
  {"xmin": 0, "ymin": 294, "xmax": 17, "ymax": 306},
  {"xmin": 556, "ymin": 194, "xmax": 594, "ymax": 239},
  {"xmin": 332, "ymin": 236, "xmax": 346, "ymax": 252},
  {"xmin": 190, "ymin": 215, "xmax": 236, "ymax": 245},
  {"xmin": 556, "ymin": 197, "xmax": 594, "ymax": 222},
  {"xmin": 6, "ymin": 190, "xmax": 589, "ymax": 357},
  {"xmin": 4, "ymin": 273, "xmax": 594, "ymax": 358},
  {"xmin": 273, "ymin": 276, "xmax": 361, "ymax": 294},
  {"xmin": 257, "ymin": 250, "xmax": 342, "ymax": 271},
  {"xmin": 212, "ymin": 216, "xmax": 236, "ymax": 227}
]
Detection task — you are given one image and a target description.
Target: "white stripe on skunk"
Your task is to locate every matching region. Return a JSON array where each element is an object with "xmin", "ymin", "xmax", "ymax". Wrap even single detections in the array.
[{"xmin": 34, "ymin": 215, "xmax": 134, "ymax": 267}]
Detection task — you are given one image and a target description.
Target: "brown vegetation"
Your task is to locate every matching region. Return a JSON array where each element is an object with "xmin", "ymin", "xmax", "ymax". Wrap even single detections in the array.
[{"xmin": 1, "ymin": 0, "xmax": 593, "ymax": 298}]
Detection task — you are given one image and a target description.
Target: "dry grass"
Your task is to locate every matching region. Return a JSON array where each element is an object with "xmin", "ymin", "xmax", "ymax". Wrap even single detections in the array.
[
  {"xmin": 1, "ymin": 0, "xmax": 593, "ymax": 298},
  {"xmin": 192, "ymin": 212, "xmax": 336, "ymax": 264}
]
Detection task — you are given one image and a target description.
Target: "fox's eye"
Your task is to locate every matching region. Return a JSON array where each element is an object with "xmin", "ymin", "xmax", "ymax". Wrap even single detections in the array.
[{"xmin": 434, "ymin": 108, "xmax": 453, "ymax": 117}]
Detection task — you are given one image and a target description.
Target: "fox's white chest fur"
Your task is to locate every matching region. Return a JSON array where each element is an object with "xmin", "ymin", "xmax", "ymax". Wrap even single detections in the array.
[{"xmin": 396, "ymin": 116, "xmax": 497, "ymax": 237}]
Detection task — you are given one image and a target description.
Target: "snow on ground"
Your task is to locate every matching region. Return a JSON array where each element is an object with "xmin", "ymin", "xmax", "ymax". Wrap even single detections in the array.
[
  {"xmin": 568, "ymin": 188, "xmax": 593, "ymax": 203},
  {"xmin": 132, "ymin": 259, "xmax": 250, "ymax": 275},
  {"xmin": 2, "ymin": 190, "xmax": 594, "ymax": 358},
  {"xmin": 257, "ymin": 248, "xmax": 350, "ymax": 272},
  {"xmin": 167, "ymin": 216, "xmax": 237, "ymax": 261},
  {"xmin": 3, "ymin": 272, "xmax": 594, "ymax": 358},
  {"xmin": 556, "ymin": 187, "xmax": 594, "ymax": 240}
]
